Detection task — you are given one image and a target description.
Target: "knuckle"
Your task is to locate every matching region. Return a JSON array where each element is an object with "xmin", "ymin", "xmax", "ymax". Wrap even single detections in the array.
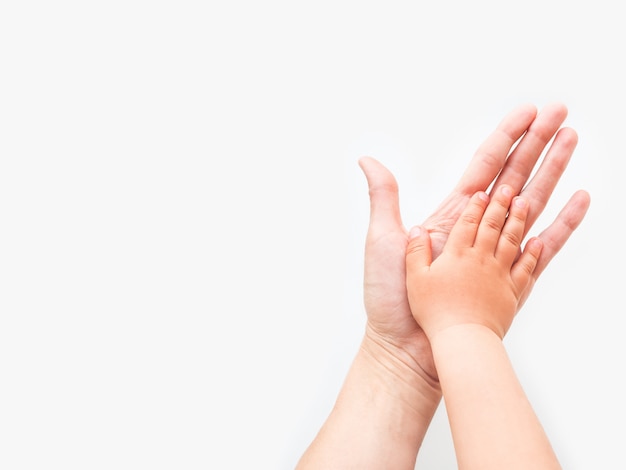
[
  {"xmin": 406, "ymin": 242, "xmax": 427, "ymax": 256},
  {"xmin": 520, "ymin": 258, "xmax": 536, "ymax": 275},
  {"xmin": 502, "ymin": 230, "xmax": 522, "ymax": 247},
  {"xmin": 518, "ymin": 252, "xmax": 539, "ymax": 275},
  {"xmin": 461, "ymin": 212, "xmax": 481, "ymax": 226},
  {"xmin": 482, "ymin": 216, "xmax": 502, "ymax": 233}
]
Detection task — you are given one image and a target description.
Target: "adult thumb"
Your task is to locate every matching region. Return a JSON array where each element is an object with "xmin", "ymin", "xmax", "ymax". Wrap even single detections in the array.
[{"xmin": 358, "ymin": 156, "xmax": 403, "ymax": 232}]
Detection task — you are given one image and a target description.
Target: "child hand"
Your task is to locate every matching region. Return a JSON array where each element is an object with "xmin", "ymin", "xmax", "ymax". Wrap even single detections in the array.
[{"xmin": 405, "ymin": 184, "xmax": 543, "ymax": 340}]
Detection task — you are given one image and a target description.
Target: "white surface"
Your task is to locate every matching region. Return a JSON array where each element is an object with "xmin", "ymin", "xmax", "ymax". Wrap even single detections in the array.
[{"xmin": 0, "ymin": 2, "xmax": 622, "ymax": 469}]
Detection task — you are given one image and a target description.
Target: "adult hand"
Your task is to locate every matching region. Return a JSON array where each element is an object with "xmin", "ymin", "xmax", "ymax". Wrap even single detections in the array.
[{"xmin": 359, "ymin": 102, "xmax": 590, "ymax": 384}]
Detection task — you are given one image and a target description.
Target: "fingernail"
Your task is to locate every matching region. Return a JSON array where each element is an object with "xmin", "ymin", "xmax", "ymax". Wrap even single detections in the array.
[
  {"xmin": 514, "ymin": 197, "xmax": 527, "ymax": 208},
  {"xmin": 502, "ymin": 185, "xmax": 512, "ymax": 197},
  {"xmin": 409, "ymin": 226, "xmax": 422, "ymax": 239},
  {"xmin": 529, "ymin": 238, "xmax": 543, "ymax": 250}
]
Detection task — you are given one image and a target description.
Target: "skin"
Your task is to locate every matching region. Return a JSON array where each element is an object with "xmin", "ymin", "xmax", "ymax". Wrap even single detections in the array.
[
  {"xmin": 406, "ymin": 186, "xmax": 543, "ymax": 340},
  {"xmin": 295, "ymin": 103, "xmax": 590, "ymax": 469},
  {"xmin": 406, "ymin": 189, "xmax": 561, "ymax": 469}
]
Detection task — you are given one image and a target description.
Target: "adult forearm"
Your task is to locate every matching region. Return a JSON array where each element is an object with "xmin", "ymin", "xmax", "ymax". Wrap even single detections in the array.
[
  {"xmin": 296, "ymin": 334, "xmax": 441, "ymax": 470},
  {"xmin": 430, "ymin": 324, "xmax": 561, "ymax": 470}
]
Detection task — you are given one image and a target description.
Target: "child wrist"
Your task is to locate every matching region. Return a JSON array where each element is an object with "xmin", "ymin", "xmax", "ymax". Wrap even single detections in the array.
[{"xmin": 426, "ymin": 322, "xmax": 504, "ymax": 346}]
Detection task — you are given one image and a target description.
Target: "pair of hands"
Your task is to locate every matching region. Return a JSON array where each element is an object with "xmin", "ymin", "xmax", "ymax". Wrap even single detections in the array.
[{"xmin": 359, "ymin": 103, "xmax": 590, "ymax": 390}]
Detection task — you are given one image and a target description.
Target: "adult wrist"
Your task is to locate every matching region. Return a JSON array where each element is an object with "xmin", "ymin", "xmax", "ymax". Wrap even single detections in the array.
[{"xmin": 360, "ymin": 325, "xmax": 442, "ymax": 415}]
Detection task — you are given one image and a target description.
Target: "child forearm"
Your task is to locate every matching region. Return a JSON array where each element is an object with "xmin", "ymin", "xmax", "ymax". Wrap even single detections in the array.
[{"xmin": 430, "ymin": 324, "xmax": 561, "ymax": 470}]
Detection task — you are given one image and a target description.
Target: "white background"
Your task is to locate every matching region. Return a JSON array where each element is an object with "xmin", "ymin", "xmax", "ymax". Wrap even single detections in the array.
[{"xmin": 0, "ymin": 1, "xmax": 622, "ymax": 469}]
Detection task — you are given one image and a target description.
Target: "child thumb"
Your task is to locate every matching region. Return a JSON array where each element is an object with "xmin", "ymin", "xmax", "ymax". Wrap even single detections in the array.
[{"xmin": 406, "ymin": 226, "xmax": 432, "ymax": 272}]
